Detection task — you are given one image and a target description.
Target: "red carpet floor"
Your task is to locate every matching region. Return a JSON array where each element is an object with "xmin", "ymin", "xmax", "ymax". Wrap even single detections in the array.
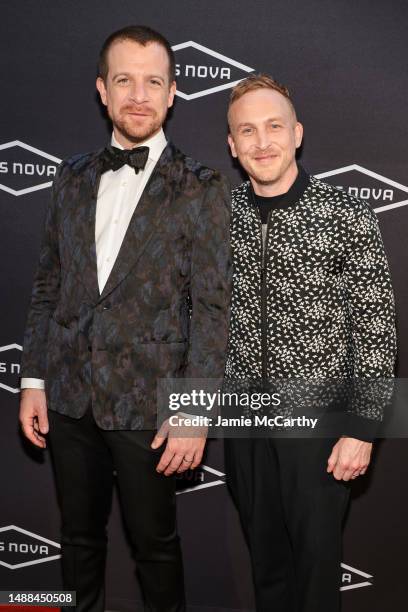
[{"xmin": 0, "ymin": 607, "xmax": 59, "ymax": 611}]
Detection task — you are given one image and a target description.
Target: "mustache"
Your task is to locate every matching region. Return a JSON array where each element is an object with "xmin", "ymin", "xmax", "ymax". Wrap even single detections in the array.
[
  {"xmin": 121, "ymin": 105, "xmax": 155, "ymax": 114},
  {"xmin": 251, "ymin": 146, "xmax": 279, "ymax": 154},
  {"xmin": 250, "ymin": 148, "xmax": 280, "ymax": 158}
]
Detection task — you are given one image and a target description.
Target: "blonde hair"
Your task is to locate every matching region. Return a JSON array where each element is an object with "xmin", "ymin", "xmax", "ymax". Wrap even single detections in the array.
[{"xmin": 228, "ymin": 73, "xmax": 296, "ymax": 125}]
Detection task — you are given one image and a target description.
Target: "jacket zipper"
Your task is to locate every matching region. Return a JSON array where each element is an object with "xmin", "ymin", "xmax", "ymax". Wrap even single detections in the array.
[{"xmin": 258, "ymin": 208, "xmax": 272, "ymax": 381}]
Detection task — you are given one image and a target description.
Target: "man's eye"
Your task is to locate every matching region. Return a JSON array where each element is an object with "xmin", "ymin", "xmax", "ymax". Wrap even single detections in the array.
[
  {"xmin": 117, "ymin": 78, "xmax": 129, "ymax": 84},
  {"xmin": 241, "ymin": 128, "xmax": 253, "ymax": 135},
  {"xmin": 150, "ymin": 79, "xmax": 162, "ymax": 86},
  {"xmin": 271, "ymin": 123, "xmax": 281, "ymax": 129}
]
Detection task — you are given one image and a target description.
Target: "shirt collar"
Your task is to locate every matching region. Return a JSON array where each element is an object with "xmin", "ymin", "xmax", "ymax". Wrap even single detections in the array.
[
  {"xmin": 250, "ymin": 164, "xmax": 310, "ymax": 211},
  {"xmin": 111, "ymin": 128, "xmax": 167, "ymax": 163}
]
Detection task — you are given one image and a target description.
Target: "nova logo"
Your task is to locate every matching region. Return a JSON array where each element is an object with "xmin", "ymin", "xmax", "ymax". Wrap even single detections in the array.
[
  {"xmin": 340, "ymin": 563, "xmax": 373, "ymax": 591},
  {"xmin": 172, "ymin": 41, "xmax": 254, "ymax": 100},
  {"xmin": 176, "ymin": 464, "xmax": 225, "ymax": 495},
  {"xmin": 315, "ymin": 165, "xmax": 408, "ymax": 214},
  {"xmin": 0, "ymin": 141, "xmax": 61, "ymax": 196},
  {"xmin": 0, "ymin": 526, "xmax": 61, "ymax": 570},
  {"xmin": 0, "ymin": 343, "xmax": 22, "ymax": 394}
]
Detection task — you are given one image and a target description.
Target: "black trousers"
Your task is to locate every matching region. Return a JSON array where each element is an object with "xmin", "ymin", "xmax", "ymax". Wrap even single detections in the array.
[
  {"xmin": 48, "ymin": 408, "xmax": 185, "ymax": 612},
  {"xmin": 224, "ymin": 437, "xmax": 350, "ymax": 612}
]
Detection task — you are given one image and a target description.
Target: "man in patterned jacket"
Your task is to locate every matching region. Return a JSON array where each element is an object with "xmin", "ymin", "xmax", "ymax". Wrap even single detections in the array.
[
  {"xmin": 224, "ymin": 74, "xmax": 396, "ymax": 612},
  {"xmin": 18, "ymin": 25, "xmax": 231, "ymax": 612}
]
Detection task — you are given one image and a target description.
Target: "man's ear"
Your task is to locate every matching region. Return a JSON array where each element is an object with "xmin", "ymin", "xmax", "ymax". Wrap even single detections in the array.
[
  {"xmin": 228, "ymin": 133, "xmax": 238, "ymax": 158},
  {"xmin": 96, "ymin": 77, "xmax": 108, "ymax": 107},
  {"xmin": 295, "ymin": 122, "xmax": 304, "ymax": 149},
  {"xmin": 167, "ymin": 80, "xmax": 176, "ymax": 108}
]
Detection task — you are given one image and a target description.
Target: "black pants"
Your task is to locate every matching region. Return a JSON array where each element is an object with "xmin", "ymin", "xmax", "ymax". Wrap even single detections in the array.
[
  {"xmin": 48, "ymin": 408, "xmax": 185, "ymax": 612},
  {"xmin": 224, "ymin": 437, "xmax": 350, "ymax": 612}
]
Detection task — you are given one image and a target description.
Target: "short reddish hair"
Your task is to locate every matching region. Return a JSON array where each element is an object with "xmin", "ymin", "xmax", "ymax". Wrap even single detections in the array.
[{"xmin": 98, "ymin": 25, "xmax": 175, "ymax": 83}]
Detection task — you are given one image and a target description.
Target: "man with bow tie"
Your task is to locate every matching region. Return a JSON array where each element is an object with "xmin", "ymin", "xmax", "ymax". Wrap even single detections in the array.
[{"xmin": 19, "ymin": 25, "xmax": 231, "ymax": 612}]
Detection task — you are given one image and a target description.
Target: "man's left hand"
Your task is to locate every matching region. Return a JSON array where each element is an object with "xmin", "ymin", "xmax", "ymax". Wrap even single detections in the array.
[
  {"xmin": 151, "ymin": 416, "xmax": 207, "ymax": 476},
  {"xmin": 327, "ymin": 437, "xmax": 372, "ymax": 481}
]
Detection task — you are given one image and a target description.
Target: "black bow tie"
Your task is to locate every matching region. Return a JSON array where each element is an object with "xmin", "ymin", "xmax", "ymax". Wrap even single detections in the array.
[{"xmin": 101, "ymin": 145, "xmax": 150, "ymax": 174}]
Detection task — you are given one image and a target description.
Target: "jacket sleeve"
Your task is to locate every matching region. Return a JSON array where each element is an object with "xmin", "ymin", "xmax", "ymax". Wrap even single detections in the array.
[
  {"xmin": 183, "ymin": 173, "xmax": 232, "ymax": 381},
  {"xmin": 341, "ymin": 200, "xmax": 396, "ymax": 440},
  {"xmin": 20, "ymin": 163, "xmax": 65, "ymax": 380}
]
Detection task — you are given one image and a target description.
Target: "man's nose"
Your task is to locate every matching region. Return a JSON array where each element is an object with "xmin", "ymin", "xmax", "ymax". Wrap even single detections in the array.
[
  {"xmin": 255, "ymin": 130, "xmax": 271, "ymax": 150},
  {"xmin": 129, "ymin": 80, "xmax": 148, "ymax": 104}
]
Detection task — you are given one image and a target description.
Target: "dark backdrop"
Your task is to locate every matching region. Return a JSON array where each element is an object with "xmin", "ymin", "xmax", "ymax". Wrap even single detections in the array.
[{"xmin": 1, "ymin": 1, "xmax": 407, "ymax": 610}]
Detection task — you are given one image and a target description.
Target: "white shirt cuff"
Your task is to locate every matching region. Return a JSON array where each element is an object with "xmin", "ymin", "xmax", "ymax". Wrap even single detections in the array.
[{"xmin": 20, "ymin": 378, "xmax": 45, "ymax": 390}]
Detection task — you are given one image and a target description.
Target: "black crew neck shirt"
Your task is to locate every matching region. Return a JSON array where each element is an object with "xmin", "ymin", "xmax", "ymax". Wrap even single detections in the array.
[{"xmin": 252, "ymin": 165, "xmax": 310, "ymax": 224}]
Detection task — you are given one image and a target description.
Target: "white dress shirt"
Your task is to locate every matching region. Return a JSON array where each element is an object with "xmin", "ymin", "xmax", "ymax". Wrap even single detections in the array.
[{"xmin": 21, "ymin": 129, "xmax": 167, "ymax": 390}]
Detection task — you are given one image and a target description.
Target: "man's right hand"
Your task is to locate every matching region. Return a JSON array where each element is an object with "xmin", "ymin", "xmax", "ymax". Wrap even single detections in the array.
[{"xmin": 19, "ymin": 389, "xmax": 49, "ymax": 448}]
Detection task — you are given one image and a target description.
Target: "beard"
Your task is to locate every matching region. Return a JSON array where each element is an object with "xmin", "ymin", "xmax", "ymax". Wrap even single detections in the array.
[
  {"xmin": 111, "ymin": 105, "xmax": 166, "ymax": 145},
  {"xmin": 246, "ymin": 154, "xmax": 298, "ymax": 194},
  {"xmin": 247, "ymin": 153, "xmax": 291, "ymax": 186},
  {"xmin": 255, "ymin": 174, "xmax": 281, "ymax": 186},
  {"xmin": 248, "ymin": 164, "xmax": 283, "ymax": 186}
]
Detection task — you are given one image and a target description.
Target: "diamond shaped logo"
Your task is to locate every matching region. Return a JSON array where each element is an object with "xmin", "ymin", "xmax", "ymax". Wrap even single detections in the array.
[
  {"xmin": 0, "ymin": 525, "xmax": 61, "ymax": 570},
  {"xmin": 315, "ymin": 164, "xmax": 408, "ymax": 214},
  {"xmin": 176, "ymin": 463, "xmax": 226, "ymax": 495},
  {"xmin": 340, "ymin": 563, "xmax": 373, "ymax": 591},
  {"xmin": 0, "ymin": 343, "xmax": 22, "ymax": 394},
  {"xmin": 172, "ymin": 41, "xmax": 254, "ymax": 100},
  {"xmin": 0, "ymin": 141, "xmax": 61, "ymax": 196}
]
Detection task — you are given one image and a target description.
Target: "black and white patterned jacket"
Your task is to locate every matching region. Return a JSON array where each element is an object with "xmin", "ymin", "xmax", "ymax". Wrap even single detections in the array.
[{"xmin": 225, "ymin": 170, "xmax": 396, "ymax": 437}]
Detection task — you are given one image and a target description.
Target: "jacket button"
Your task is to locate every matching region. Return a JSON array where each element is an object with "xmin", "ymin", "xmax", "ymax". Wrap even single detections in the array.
[
  {"xmin": 103, "ymin": 303, "xmax": 111, "ymax": 310},
  {"xmin": 88, "ymin": 345, "xmax": 92, "ymax": 352}
]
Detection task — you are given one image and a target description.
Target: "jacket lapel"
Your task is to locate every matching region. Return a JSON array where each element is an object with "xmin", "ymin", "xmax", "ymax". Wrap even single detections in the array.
[
  {"xmin": 98, "ymin": 142, "xmax": 178, "ymax": 301},
  {"xmin": 69, "ymin": 153, "xmax": 102, "ymax": 304}
]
